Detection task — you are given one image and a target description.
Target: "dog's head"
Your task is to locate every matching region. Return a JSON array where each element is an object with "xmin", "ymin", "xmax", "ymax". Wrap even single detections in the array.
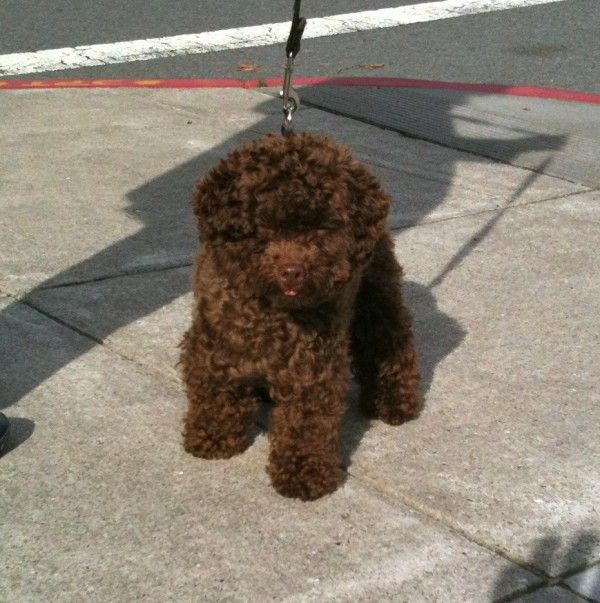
[{"xmin": 194, "ymin": 133, "xmax": 390, "ymax": 308}]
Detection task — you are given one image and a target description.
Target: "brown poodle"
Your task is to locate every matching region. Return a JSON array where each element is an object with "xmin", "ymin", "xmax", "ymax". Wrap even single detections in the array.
[{"xmin": 180, "ymin": 132, "xmax": 420, "ymax": 500}]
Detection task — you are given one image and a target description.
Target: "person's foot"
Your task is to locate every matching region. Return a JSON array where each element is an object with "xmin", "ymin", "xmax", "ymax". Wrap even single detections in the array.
[{"xmin": 0, "ymin": 413, "xmax": 10, "ymax": 455}]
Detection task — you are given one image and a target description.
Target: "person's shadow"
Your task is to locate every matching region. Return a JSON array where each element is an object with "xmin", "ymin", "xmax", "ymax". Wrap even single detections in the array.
[
  {"xmin": 0, "ymin": 88, "xmax": 565, "ymax": 465},
  {"xmin": 491, "ymin": 529, "xmax": 600, "ymax": 602}
]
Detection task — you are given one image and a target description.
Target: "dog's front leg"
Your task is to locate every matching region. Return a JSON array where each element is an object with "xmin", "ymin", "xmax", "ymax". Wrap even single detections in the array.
[
  {"xmin": 267, "ymin": 349, "xmax": 348, "ymax": 500},
  {"xmin": 182, "ymin": 379, "xmax": 260, "ymax": 459},
  {"xmin": 180, "ymin": 318, "xmax": 261, "ymax": 459}
]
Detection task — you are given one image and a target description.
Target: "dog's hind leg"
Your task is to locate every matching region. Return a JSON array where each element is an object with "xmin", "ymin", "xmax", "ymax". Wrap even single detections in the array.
[{"xmin": 350, "ymin": 233, "xmax": 421, "ymax": 425}]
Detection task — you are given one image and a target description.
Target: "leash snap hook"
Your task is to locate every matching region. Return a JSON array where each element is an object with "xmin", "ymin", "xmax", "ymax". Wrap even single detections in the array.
[
  {"xmin": 280, "ymin": 52, "xmax": 301, "ymax": 135},
  {"xmin": 280, "ymin": 1, "xmax": 306, "ymax": 135},
  {"xmin": 281, "ymin": 53, "xmax": 300, "ymax": 116}
]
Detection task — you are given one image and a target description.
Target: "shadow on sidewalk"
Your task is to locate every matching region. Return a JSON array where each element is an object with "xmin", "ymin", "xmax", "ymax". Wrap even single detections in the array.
[
  {"xmin": 490, "ymin": 529, "xmax": 600, "ymax": 602},
  {"xmin": 340, "ymin": 279, "xmax": 467, "ymax": 468},
  {"xmin": 0, "ymin": 417, "xmax": 35, "ymax": 456},
  {"xmin": 0, "ymin": 89, "xmax": 565, "ymax": 465}
]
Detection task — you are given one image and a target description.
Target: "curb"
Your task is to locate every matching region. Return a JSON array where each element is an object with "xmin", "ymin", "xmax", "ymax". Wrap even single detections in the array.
[{"xmin": 1, "ymin": 77, "xmax": 599, "ymax": 105}]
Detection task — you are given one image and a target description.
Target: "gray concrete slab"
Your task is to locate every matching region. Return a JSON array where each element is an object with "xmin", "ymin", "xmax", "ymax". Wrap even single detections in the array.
[
  {"xmin": 298, "ymin": 85, "xmax": 600, "ymax": 187},
  {"xmin": 0, "ymin": 299, "xmax": 537, "ymax": 601},
  {"xmin": 347, "ymin": 192, "xmax": 600, "ymax": 577},
  {"xmin": 0, "ymin": 90, "xmax": 581, "ymax": 302},
  {"xmin": 0, "ymin": 87, "xmax": 587, "ymax": 301},
  {"xmin": 0, "ymin": 88, "xmax": 269, "ymax": 296},
  {"xmin": 565, "ymin": 564, "xmax": 600, "ymax": 602}
]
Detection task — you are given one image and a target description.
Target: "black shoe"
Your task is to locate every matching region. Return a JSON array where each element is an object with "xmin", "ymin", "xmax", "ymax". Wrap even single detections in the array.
[{"xmin": 0, "ymin": 413, "xmax": 9, "ymax": 455}]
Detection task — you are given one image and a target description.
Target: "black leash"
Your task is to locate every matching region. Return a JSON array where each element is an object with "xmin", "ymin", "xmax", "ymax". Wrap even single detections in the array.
[{"xmin": 281, "ymin": 0, "xmax": 306, "ymax": 135}]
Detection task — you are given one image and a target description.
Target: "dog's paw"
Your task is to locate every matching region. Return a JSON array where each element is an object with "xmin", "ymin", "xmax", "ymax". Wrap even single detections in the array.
[
  {"xmin": 361, "ymin": 389, "xmax": 422, "ymax": 425},
  {"xmin": 376, "ymin": 390, "xmax": 422, "ymax": 425},
  {"xmin": 183, "ymin": 429, "xmax": 248, "ymax": 460},
  {"xmin": 375, "ymin": 402, "xmax": 419, "ymax": 425},
  {"xmin": 268, "ymin": 453, "xmax": 342, "ymax": 501}
]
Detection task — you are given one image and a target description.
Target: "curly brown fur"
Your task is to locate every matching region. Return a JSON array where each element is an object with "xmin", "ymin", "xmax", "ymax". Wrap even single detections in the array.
[{"xmin": 180, "ymin": 132, "xmax": 420, "ymax": 500}]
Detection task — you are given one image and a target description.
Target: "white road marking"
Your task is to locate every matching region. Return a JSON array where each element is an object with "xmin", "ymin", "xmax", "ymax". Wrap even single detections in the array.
[{"xmin": 0, "ymin": 0, "xmax": 568, "ymax": 76}]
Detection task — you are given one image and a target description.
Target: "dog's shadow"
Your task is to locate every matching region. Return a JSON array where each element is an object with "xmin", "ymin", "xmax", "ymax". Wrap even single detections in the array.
[
  {"xmin": 249, "ymin": 280, "xmax": 465, "ymax": 469},
  {"xmin": 340, "ymin": 280, "xmax": 466, "ymax": 469}
]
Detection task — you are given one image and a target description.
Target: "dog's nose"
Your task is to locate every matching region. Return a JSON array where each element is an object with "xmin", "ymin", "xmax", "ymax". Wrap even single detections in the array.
[{"xmin": 278, "ymin": 265, "xmax": 305, "ymax": 291}]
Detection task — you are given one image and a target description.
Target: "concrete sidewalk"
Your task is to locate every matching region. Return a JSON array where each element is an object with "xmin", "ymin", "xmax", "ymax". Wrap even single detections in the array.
[{"xmin": 0, "ymin": 86, "xmax": 598, "ymax": 602}]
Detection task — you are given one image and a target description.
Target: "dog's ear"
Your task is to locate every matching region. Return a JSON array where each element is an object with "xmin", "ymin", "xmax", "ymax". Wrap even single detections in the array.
[
  {"xmin": 344, "ymin": 159, "xmax": 391, "ymax": 264},
  {"xmin": 193, "ymin": 160, "xmax": 254, "ymax": 243}
]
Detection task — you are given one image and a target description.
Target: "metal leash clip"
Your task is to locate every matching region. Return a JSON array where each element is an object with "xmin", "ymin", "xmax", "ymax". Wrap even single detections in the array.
[
  {"xmin": 280, "ymin": 0, "xmax": 306, "ymax": 135},
  {"xmin": 281, "ymin": 53, "xmax": 301, "ymax": 134}
]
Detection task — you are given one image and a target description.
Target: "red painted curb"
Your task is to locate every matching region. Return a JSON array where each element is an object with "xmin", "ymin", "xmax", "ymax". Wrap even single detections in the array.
[{"xmin": 1, "ymin": 77, "xmax": 599, "ymax": 104}]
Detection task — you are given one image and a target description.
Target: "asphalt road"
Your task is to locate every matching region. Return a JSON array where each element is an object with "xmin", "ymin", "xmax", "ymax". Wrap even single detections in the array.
[{"xmin": 1, "ymin": 0, "xmax": 598, "ymax": 92}]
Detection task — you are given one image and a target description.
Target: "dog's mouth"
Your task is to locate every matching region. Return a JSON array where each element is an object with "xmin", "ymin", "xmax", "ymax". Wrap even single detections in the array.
[
  {"xmin": 260, "ymin": 268, "xmax": 340, "ymax": 308},
  {"xmin": 267, "ymin": 283, "xmax": 317, "ymax": 309}
]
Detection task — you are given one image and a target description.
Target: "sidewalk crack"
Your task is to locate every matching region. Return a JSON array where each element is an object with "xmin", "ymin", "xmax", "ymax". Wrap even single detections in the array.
[
  {"xmin": 347, "ymin": 470, "xmax": 600, "ymax": 602},
  {"xmin": 390, "ymin": 189, "xmax": 594, "ymax": 234},
  {"xmin": 19, "ymin": 297, "xmax": 103, "ymax": 345},
  {"xmin": 17, "ymin": 295, "xmax": 182, "ymax": 386},
  {"xmin": 34, "ymin": 261, "xmax": 192, "ymax": 292}
]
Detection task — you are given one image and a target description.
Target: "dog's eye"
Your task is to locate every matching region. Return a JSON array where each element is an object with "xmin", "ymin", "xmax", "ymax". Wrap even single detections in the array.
[
  {"xmin": 220, "ymin": 225, "xmax": 255, "ymax": 242},
  {"xmin": 318, "ymin": 218, "xmax": 346, "ymax": 231},
  {"xmin": 228, "ymin": 230, "xmax": 249, "ymax": 241}
]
